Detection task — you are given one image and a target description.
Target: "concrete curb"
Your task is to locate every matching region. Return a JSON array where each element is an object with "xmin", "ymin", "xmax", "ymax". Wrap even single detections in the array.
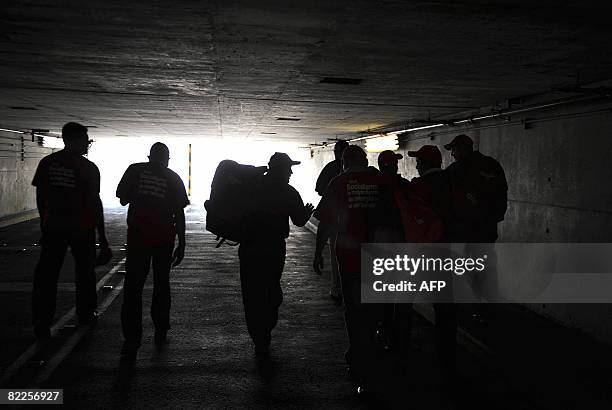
[{"xmin": 0, "ymin": 209, "xmax": 38, "ymax": 229}]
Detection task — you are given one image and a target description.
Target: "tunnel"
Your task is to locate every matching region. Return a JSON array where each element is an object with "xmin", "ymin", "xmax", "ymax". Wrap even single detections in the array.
[{"xmin": 1, "ymin": 1, "xmax": 612, "ymax": 409}]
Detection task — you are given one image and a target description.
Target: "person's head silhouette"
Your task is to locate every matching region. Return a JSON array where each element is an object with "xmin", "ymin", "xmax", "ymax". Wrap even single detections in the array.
[
  {"xmin": 377, "ymin": 150, "xmax": 402, "ymax": 176},
  {"xmin": 62, "ymin": 122, "xmax": 90, "ymax": 155},
  {"xmin": 342, "ymin": 145, "xmax": 368, "ymax": 171},
  {"xmin": 268, "ymin": 152, "xmax": 300, "ymax": 184},
  {"xmin": 334, "ymin": 140, "xmax": 349, "ymax": 161},
  {"xmin": 149, "ymin": 142, "xmax": 170, "ymax": 168},
  {"xmin": 444, "ymin": 134, "xmax": 473, "ymax": 162},
  {"xmin": 408, "ymin": 145, "xmax": 442, "ymax": 176}
]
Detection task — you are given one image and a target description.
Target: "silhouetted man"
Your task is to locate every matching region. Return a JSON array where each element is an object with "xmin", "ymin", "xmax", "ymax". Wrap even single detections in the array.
[
  {"xmin": 407, "ymin": 145, "xmax": 457, "ymax": 374},
  {"xmin": 239, "ymin": 152, "xmax": 314, "ymax": 357},
  {"xmin": 408, "ymin": 145, "xmax": 453, "ymax": 241},
  {"xmin": 116, "ymin": 142, "xmax": 189, "ymax": 361},
  {"xmin": 444, "ymin": 134, "xmax": 508, "ymax": 321},
  {"xmin": 314, "ymin": 140, "xmax": 349, "ymax": 301},
  {"xmin": 314, "ymin": 145, "xmax": 400, "ymax": 396},
  {"xmin": 376, "ymin": 150, "xmax": 411, "ymax": 355},
  {"xmin": 444, "ymin": 134, "xmax": 507, "ymax": 243},
  {"xmin": 377, "ymin": 149, "xmax": 410, "ymax": 189},
  {"xmin": 315, "ymin": 140, "xmax": 349, "ymax": 196},
  {"xmin": 32, "ymin": 122, "xmax": 110, "ymax": 340}
]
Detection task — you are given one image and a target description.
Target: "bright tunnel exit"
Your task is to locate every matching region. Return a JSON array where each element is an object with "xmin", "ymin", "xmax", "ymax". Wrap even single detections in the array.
[{"xmin": 87, "ymin": 138, "xmax": 319, "ymax": 209}]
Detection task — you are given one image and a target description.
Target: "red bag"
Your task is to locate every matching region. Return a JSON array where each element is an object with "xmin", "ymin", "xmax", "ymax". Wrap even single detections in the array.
[{"xmin": 395, "ymin": 190, "xmax": 443, "ymax": 243}]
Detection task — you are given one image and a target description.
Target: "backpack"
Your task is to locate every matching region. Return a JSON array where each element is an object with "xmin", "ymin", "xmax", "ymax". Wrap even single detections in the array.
[{"xmin": 204, "ymin": 160, "xmax": 267, "ymax": 246}]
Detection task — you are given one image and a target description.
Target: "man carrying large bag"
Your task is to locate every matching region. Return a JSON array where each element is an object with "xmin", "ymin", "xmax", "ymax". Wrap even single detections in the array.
[{"xmin": 233, "ymin": 153, "xmax": 314, "ymax": 357}]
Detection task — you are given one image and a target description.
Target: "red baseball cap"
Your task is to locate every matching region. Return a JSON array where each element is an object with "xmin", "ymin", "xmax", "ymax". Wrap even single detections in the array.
[
  {"xmin": 377, "ymin": 150, "xmax": 403, "ymax": 167},
  {"xmin": 407, "ymin": 145, "xmax": 442, "ymax": 168}
]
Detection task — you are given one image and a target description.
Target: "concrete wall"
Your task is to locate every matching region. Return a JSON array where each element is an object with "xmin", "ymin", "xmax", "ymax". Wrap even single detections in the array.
[
  {"xmin": 0, "ymin": 130, "xmax": 53, "ymax": 223},
  {"xmin": 310, "ymin": 98, "xmax": 612, "ymax": 344}
]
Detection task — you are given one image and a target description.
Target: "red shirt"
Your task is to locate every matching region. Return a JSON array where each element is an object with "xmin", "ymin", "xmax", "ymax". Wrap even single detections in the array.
[
  {"xmin": 117, "ymin": 163, "xmax": 189, "ymax": 247},
  {"xmin": 317, "ymin": 167, "xmax": 398, "ymax": 274},
  {"xmin": 32, "ymin": 149, "xmax": 100, "ymax": 230}
]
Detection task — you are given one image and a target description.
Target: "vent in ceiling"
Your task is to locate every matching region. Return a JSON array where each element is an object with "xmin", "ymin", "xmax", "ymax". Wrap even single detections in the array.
[
  {"xmin": 9, "ymin": 106, "xmax": 37, "ymax": 110},
  {"xmin": 261, "ymin": 132, "xmax": 277, "ymax": 134},
  {"xmin": 320, "ymin": 77, "xmax": 362, "ymax": 85},
  {"xmin": 276, "ymin": 117, "xmax": 301, "ymax": 121}
]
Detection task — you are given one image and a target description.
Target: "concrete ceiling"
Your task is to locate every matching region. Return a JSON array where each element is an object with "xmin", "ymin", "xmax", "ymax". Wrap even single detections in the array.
[{"xmin": 1, "ymin": 0, "xmax": 611, "ymax": 144}]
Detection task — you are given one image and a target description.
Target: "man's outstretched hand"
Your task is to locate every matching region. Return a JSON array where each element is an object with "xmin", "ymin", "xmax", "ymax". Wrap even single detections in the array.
[
  {"xmin": 313, "ymin": 251, "xmax": 324, "ymax": 275},
  {"xmin": 172, "ymin": 243, "xmax": 185, "ymax": 267},
  {"xmin": 304, "ymin": 203, "xmax": 315, "ymax": 218}
]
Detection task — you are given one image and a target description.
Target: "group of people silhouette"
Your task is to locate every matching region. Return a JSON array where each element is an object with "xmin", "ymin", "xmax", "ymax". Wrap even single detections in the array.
[
  {"xmin": 30, "ymin": 121, "xmax": 507, "ymax": 398},
  {"xmin": 311, "ymin": 139, "xmax": 507, "ymax": 395}
]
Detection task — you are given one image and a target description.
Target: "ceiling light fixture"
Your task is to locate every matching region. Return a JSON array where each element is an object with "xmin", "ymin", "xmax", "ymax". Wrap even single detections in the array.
[
  {"xmin": 365, "ymin": 134, "xmax": 399, "ymax": 153},
  {"xmin": 0, "ymin": 128, "xmax": 25, "ymax": 134},
  {"xmin": 387, "ymin": 124, "xmax": 443, "ymax": 134}
]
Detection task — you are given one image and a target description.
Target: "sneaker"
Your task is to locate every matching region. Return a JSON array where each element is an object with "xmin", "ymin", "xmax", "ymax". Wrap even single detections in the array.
[{"xmin": 154, "ymin": 328, "xmax": 167, "ymax": 346}]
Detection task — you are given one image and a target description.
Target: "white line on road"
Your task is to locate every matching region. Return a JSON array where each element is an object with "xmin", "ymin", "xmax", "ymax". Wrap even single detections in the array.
[
  {"xmin": 31, "ymin": 278, "xmax": 125, "ymax": 387},
  {"xmin": 0, "ymin": 258, "xmax": 126, "ymax": 387}
]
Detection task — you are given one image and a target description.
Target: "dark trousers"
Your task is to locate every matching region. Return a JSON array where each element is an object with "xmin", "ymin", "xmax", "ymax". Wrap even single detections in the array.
[
  {"xmin": 387, "ymin": 303, "xmax": 456, "ymax": 370},
  {"xmin": 32, "ymin": 228, "xmax": 97, "ymax": 335},
  {"xmin": 121, "ymin": 243, "xmax": 173, "ymax": 348},
  {"xmin": 329, "ymin": 236, "xmax": 341, "ymax": 296},
  {"xmin": 238, "ymin": 239, "xmax": 286, "ymax": 347},
  {"xmin": 340, "ymin": 272, "xmax": 380, "ymax": 378}
]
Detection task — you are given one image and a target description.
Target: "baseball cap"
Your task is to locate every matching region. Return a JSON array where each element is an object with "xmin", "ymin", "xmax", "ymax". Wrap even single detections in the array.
[
  {"xmin": 443, "ymin": 134, "xmax": 473, "ymax": 150},
  {"xmin": 407, "ymin": 145, "xmax": 442, "ymax": 168},
  {"xmin": 377, "ymin": 150, "xmax": 403, "ymax": 167},
  {"xmin": 268, "ymin": 152, "xmax": 301, "ymax": 168}
]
